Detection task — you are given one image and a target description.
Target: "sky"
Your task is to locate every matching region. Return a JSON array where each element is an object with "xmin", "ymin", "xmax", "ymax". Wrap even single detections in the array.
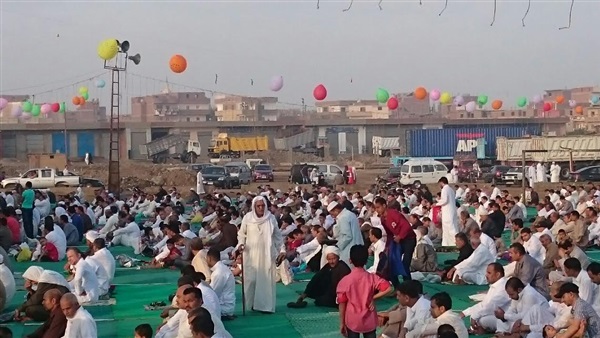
[{"xmin": 0, "ymin": 0, "xmax": 599, "ymax": 109}]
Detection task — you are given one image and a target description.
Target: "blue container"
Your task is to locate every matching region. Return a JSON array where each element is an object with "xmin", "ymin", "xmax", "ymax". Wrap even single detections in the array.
[
  {"xmin": 76, "ymin": 132, "xmax": 95, "ymax": 157},
  {"xmin": 409, "ymin": 125, "xmax": 542, "ymax": 158},
  {"xmin": 52, "ymin": 132, "xmax": 68, "ymax": 154}
]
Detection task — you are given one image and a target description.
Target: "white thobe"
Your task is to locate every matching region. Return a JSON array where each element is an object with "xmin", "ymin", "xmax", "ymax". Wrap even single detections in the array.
[
  {"xmin": 450, "ymin": 168, "xmax": 458, "ymax": 184},
  {"xmin": 529, "ymin": 301, "xmax": 572, "ymax": 332},
  {"xmin": 404, "ymin": 296, "xmax": 432, "ymax": 332},
  {"xmin": 480, "ymin": 233, "xmax": 497, "ymax": 259},
  {"xmin": 407, "ymin": 310, "xmax": 469, "ymax": 338},
  {"xmin": 197, "ymin": 281, "xmax": 221, "ymax": 318},
  {"xmin": 181, "ymin": 229, "xmax": 197, "ymax": 239},
  {"xmin": 528, "ymin": 166, "xmax": 536, "ymax": 188},
  {"xmin": 85, "ymin": 256, "xmax": 110, "ymax": 296},
  {"xmin": 436, "ymin": 185, "xmax": 459, "ymax": 247},
  {"xmin": 536, "ymin": 164, "xmax": 545, "ymax": 183},
  {"xmin": 45, "ymin": 229, "xmax": 67, "ymax": 261},
  {"xmin": 523, "ymin": 236, "xmax": 545, "ymax": 265},
  {"xmin": 112, "ymin": 221, "xmax": 142, "ymax": 254},
  {"xmin": 368, "ymin": 239, "xmax": 386, "ymax": 274},
  {"xmin": 550, "ymin": 164, "xmax": 561, "ymax": 183},
  {"xmin": 155, "ymin": 309, "xmax": 184, "ymax": 338},
  {"xmin": 209, "ymin": 261, "xmax": 236, "ymax": 316},
  {"xmin": 196, "ymin": 171, "xmax": 205, "ymax": 194},
  {"xmin": 453, "ymin": 245, "xmax": 495, "ymax": 285},
  {"xmin": 463, "ymin": 277, "xmax": 511, "ymax": 331},
  {"xmin": 92, "ymin": 247, "xmax": 116, "ymax": 283},
  {"xmin": 70, "ymin": 259, "xmax": 100, "ymax": 303},
  {"xmin": 99, "ymin": 214, "xmax": 118, "ymax": 235},
  {"xmin": 296, "ymin": 237, "xmax": 321, "ymax": 264},
  {"xmin": 0, "ymin": 264, "xmax": 15, "ymax": 305},
  {"xmin": 332, "ymin": 208, "xmax": 364, "ymax": 265},
  {"xmin": 236, "ymin": 213, "xmax": 285, "ymax": 313},
  {"xmin": 497, "ymin": 285, "xmax": 553, "ymax": 337},
  {"xmin": 62, "ymin": 306, "xmax": 97, "ymax": 338},
  {"xmin": 573, "ymin": 270, "xmax": 597, "ymax": 305},
  {"xmin": 490, "ymin": 187, "xmax": 501, "ymax": 201}
]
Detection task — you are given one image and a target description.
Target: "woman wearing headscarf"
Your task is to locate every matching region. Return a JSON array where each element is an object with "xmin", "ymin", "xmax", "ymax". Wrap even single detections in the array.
[
  {"xmin": 14, "ymin": 267, "xmax": 70, "ymax": 321},
  {"xmin": 233, "ymin": 196, "xmax": 285, "ymax": 313}
]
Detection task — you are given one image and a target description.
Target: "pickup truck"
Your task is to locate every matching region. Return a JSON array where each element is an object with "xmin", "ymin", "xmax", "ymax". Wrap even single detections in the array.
[{"xmin": 1, "ymin": 168, "xmax": 82, "ymax": 189}]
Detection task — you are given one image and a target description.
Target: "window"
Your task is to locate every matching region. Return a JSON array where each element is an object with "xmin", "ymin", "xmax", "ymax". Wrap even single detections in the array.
[
  {"xmin": 41, "ymin": 169, "xmax": 52, "ymax": 178},
  {"xmin": 434, "ymin": 164, "xmax": 447, "ymax": 172},
  {"xmin": 411, "ymin": 166, "xmax": 422, "ymax": 173},
  {"xmin": 460, "ymin": 114, "xmax": 464, "ymax": 118},
  {"xmin": 501, "ymin": 112, "xmax": 505, "ymax": 117},
  {"xmin": 400, "ymin": 165, "xmax": 409, "ymax": 173},
  {"xmin": 331, "ymin": 166, "xmax": 342, "ymax": 174},
  {"xmin": 378, "ymin": 107, "xmax": 382, "ymax": 111},
  {"xmin": 186, "ymin": 106, "xmax": 190, "ymax": 110},
  {"xmin": 340, "ymin": 107, "xmax": 346, "ymax": 113},
  {"xmin": 360, "ymin": 107, "xmax": 366, "ymax": 112},
  {"xmin": 422, "ymin": 165, "xmax": 434, "ymax": 173},
  {"xmin": 511, "ymin": 111, "xmax": 515, "ymax": 116},
  {"xmin": 318, "ymin": 165, "xmax": 327, "ymax": 173},
  {"xmin": 186, "ymin": 94, "xmax": 189, "ymax": 98},
  {"xmin": 481, "ymin": 112, "xmax": 488, "ymax": 118}
]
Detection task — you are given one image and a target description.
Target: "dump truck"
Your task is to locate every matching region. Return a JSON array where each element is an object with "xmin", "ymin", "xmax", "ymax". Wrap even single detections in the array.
[
  {"xmin": 207, "ymin": 133, "xmax": 269, "ymax": 158},
  {"xmin": 139, "ymin": 133, "xmax": 202, "ymax": 164},
  {"xmin": 496, "ymin": 135, "xmax": 600, "ymax": 179}
]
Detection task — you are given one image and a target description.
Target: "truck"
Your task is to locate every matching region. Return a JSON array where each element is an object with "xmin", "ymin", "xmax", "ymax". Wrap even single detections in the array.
[
  {"xmin": 1, "ymin": 168, "xmax": 81, "ymax": 189},
  {"xmin": 372, "ymin": 136, "xmax": 407, "ymax": 157},
  {"xmin": 207, "ymin": 133, "xmax": 269, "ymax": 158},
  {"xmin": 139, "ymin": 134, "xmax": 202, "ymax": 164},
  {"xmin": 496, "ymin": 135, "xmax": 600, "ymax": 179}
]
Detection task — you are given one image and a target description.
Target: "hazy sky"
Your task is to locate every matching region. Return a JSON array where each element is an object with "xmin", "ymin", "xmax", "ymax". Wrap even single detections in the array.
[{"xmin": 1, "ymin": 0, "xmax": 599, "ymax": 109}]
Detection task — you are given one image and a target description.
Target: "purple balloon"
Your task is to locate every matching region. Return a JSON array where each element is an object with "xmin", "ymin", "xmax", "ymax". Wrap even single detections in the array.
[
  {"xmin": 465, "ymin": 101, "xmax": 477, "ymax": 113},
  {"xmin": 453, "ymin": 95, "xmax": 465, "ymax": 106},
  {"xmin": 269, "ymin": 75, "xmax": 284, "ymax": 92},
  {"xmin": 532, "ymin": 95, "xmax": 543, "ymax": 104},
  {"xmin": 21, "ymin": 112, "xmax": 32, "ymax": 120},
  {"xmin": 429, "ymin": 89, "xmax": 441, "ymax": 101},
  {"xmin": 11, "ymin": 104, "xmax": 22, "ymax": 118},
  {"xmin": 568, "ymin": 99, "xmax": 577, "ymax": 108},
  {"xmin": 0, "ymin": 98, "xmax": 8, "ymax": 110}
]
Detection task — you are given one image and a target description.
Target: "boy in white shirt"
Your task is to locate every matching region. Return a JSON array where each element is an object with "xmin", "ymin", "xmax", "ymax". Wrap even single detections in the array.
[{"xmin": 367, "ymin": 227, "xmax": 386, "ymax": 274}]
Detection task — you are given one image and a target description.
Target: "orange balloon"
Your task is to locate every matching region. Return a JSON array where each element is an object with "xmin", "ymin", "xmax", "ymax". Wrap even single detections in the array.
[
  {"xmin": 575, "ymin": 106, "xmax": 583, "ymax": 114},
  {"xmin": 556, "ymin": 95, "xmax": 565, "ymax": 104},
  {"xmin": 491, "ymin": 100, "xmax": 503, "ymax": 110},
  {"xmin": 78, "ymin": 96, "xmax": 86, "ymax": 105},
  {"xmin": 169, "ymin": 54, "xmax": 187, "ymax": 74},
  {"xmin": 414, "ymin": 87, "xmax": 427, "ymax": 100},
  {"xmin": 72, "ymin": 96, "xmax": 81, "ymax": 105}
]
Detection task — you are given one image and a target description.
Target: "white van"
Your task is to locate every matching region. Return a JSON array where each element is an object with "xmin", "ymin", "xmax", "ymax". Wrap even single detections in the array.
[{"xmin": 398, "ymin": 158, "xmax": 449, "ymax": 186}]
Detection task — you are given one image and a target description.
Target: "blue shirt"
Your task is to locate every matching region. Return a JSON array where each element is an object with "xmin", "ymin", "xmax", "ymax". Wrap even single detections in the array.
[{"xmin": 71, "ymin": 214, "xmax": 84, "ymax": 241}]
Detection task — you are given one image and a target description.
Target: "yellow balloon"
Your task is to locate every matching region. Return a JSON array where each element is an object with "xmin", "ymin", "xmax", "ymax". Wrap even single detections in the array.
[
  {"xmin": 440, "ymin": 92, "xmax": 452, "ymax": 104},
  {"xmin": 97, "ymin": 39, "xmax": 119, "ymax": 61}
]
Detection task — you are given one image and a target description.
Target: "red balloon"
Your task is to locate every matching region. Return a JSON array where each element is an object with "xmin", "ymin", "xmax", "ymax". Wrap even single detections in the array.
[
  {"xmin": 543, "ymin": 102, "xmax": 552, "ymax": 112},
  {"xmin": 51, "ymin": 103, "xmax": 60, "ymax": 113},
  {"xmin": 313, "ymin": 84, "xmax": 327, "ymax": 101},
  {"xmin": 387, "ymin": 97, "xmax": 399, "ymax": 110}
]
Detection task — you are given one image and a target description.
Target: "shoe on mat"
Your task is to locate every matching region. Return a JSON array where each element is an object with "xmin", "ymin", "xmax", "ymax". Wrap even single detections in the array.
[
  {"xmin": 287, "ymin": 301, "xmax": 307, "ymax": 309},
  {"xmin": 221, "ymin": 315, "xmax": 237, "ymax": 321}
]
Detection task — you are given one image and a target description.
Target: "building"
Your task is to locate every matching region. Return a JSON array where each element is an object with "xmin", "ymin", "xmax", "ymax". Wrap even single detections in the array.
[
  {"xmin": 0, "ymin": 98, "xmax": 106, "ymax": 124},
  {"xmin": 130, "ymin": 87, "xmax": 213, "ymax": 123},
  {"xmin": 315, "ymin": 100, "xmax": 391, "ymax": 119},
  {"xmin": 213, "ymin": 95, "xmax": 278, "ymax": 122}
]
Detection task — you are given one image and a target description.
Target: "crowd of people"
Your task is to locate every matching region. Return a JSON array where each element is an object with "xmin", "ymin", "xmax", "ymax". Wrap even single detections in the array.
[{"xmin": 0, "ymin": 171, "xmax": 598, "ymax": 338}]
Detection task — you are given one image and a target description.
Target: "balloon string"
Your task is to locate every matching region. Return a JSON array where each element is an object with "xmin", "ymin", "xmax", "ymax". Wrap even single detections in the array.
[
  {"xmin": 343, "ymin": 0, "xmax": 353, "ymax": 12},
  {"xmin": 522, "ymin": 0, "xmax": 531, "ymax": 27},
  {"xmin": 316, "ymin": 0, "xmax": 319, "ymax": 9},
  {"xmin": 378, "ymin": 0, "xmax": 383, "ymax": 10},
  {"xmin": 419, "ymin": 0, "xmax": 422, "ymax": 5},
  {"xmin": 490, "ymin": 0, "xmax": 497, "ymax": 26},
  {"xmin": 438, "ymin": 0, "xmax": 448, "ymax": 16},
  {"xmin": 559, "ymin": 0, "xmax": 575, "ymax": 30}
]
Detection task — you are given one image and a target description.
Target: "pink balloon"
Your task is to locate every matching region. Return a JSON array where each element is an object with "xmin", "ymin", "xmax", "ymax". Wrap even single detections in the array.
[
  {"xmin": 532, "ymin": 95, "xmax": 543, "ymax": 104},
  {"xmin": 21, "ymin": 112, "xmax": 32, "ymax": 120},
  {"xmin": 543, "ymin": 102, "xmax": 552, "ymax": 112},
  {"xmin": 313, "ymin": 84, "xmax": 327, "ymax": 101},
  {"xmin": 453, "ymin": 96, "xmax": 465, "ymax": 106},
  {"xmin": 465, "ymin": 101, "xmax": 476, "ymax": 113},
  {"xmin": 11, "ymin": 104, "xmax": 22, "ymax": 118},
  {"xmin": 429, "ymin": 90, "xmax": 441, "ymax": 101},
  {"xmin": 269, "ymin": 76, "xmax": 284, "ymax": 92},
  {"xmin": 0, "ymin": 98, "xmax": 8, "ymax": 110},
  {"xmin": 40, "ymin": 104, "xmax": 52, "ymax": 114},
  {"xmin": 568, "ymin": 99, "xmax": 576, "ymax": 108},
  {"xmin": 387, "ymin": 97, "xmax": 399, "ymax": 110}
]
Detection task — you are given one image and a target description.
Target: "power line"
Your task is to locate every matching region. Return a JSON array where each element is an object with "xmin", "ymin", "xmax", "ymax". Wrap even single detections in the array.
[{"xmin": 0, "ymin": 70, "xmax": 106, "ymax": 93}]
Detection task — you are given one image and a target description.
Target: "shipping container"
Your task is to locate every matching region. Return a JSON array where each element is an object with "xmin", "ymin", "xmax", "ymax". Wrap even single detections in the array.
[
  {"xmin": 52, "ymin": 132, "xmax": 69, "ymax": 155},
  {"xmin": 409, "ymin": 125, "xmax": 542, "ymax": 158},
  {"xmin": 365, "ymin": 125, "xmax": 410, "ymax": 156},
  {"xmin": 497, "ymin": 135, "xmax": 600, "ymax": 162},
  {"xmin": 77, "ymin": 132, "xmax": 95, "ymax": 157},
  {"xmin": 274, "ymin": 129, "xmax": 315, "ymax": 150}
]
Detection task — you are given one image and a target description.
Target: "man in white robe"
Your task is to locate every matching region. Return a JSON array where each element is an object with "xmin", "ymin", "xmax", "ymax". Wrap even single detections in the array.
[
  {"xmin": 527, "ymin": 165, "xmax": 536, "ymax": 188},
  {"xmin": 110, "ymin": 215, "xmax": 142, "ymax": 254},
  {"xmin": 233, "ymin": 196, "xmax": 285, "ymax": 313},
  {"xmin": 521, "ymin": 228, "xmax": 545, "ymax": 265},
  {"xmin": 450, "ymin": 166, "xmax": 459, "ymax": 184},
  {"xmin": 0, "ymin": 256, "xmax": 15, "ymax": 306},
  {"xmin": 66, "ymin": 248, "xmax": 100, "ymax": 304},
  {"xmin": 536, "ymin": 163, "xmax": 546, "ymax": 183},
  {"xmin": 550, "ymin": 162, "xmax": 561, "ymax": 183},
  {"xmin": 196, "ymin": 171, "xmax": 205, "ymax": 195},
  {"xmin": 327, "ymin": 201, "xmax": 364, "ymax": 266},
  {"xmin": 60, "ymin": 293, "xmax": 97, "ymax": 338},
  {"xmin": 407, "ymin": 292, "xmax": 468, "ymax": 338},
  {"xmin": 436, "ymin": 177, "xmax": 459, "ymax": 247},
  {"xmin": 207, "ymin": 247, "xmax": 236, "ymax": 318},
  {"xmin": 449, "ymin": 237, "xmax": 495, "ymax": 285},
  {"xmin": 88, "ymin": 238, "xmax": 115, "ymax": 284},
  {"xmin": 461, "ymin": 262, "xmax": 511, "ymax": 333}
]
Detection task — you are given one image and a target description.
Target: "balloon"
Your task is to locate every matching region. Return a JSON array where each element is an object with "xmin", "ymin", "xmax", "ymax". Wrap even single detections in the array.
[
  {"xmin": 31, "ymin": 104, "xmax": 41, "ymax": 117},
  {"xmin": 51, "ymin": 103, "xmax": 60, "ymax": 113},
  {"xmin": 568, "ymin": 99, "xmax": 577, "ymax": 108},
  {"xmin": 591, "ymin": 96, "xmax": 600, "ymax": 105},
  {"xmin": 97, "ymin": 39, "xmax": 119, "ymax": 61},
  {"xmin": 532, "ymin": 95, "xmax": 543, "ymax": 104},
  {"xmin": 429, "ymin": 90, "xmax": 440, "ymax": 101},
  {"xmin": 11, "ymin": 104, "xmax": 22, "ymax": 118},
  {"xmin": 21, "ymin": 112, "xmax": 32, "ymax": 120},
  {"xmin": 82, "ymin": 92, "xmax": 89, "ymax": 100},
  {"xmin": 477, "ymin": 95, "xmax": 488, "ymax": 106},
  {"xmin": 453, "ymin": 96, "xmax": 465, "ymax": 106},
  {"xmin": 543, "ymin": 102, "xmax": 552, "ymax": 112},
  {"xmin": 22, "ymin": 101, "xmax": 33, "ymax": 112},
  {"xmin": 79, "ymin": 86, "xmax": 88, "ymax": 95},
  {"xmin": 387, "ymin": 97, "xmax": 399, "ymax": 110},
  {"xmin": 72, "ymin": 97, "xmax": 81, "ymax": 105},
  {"xmin": 575, "ymin": 106, "xmax": 584, "ymax": 114},
  {"xmin": 491, "ymin": 100, "xmax": 503, "ymax": 110},
  {"xmin": 269, "ymin": 75, "xmax": 284, "ymax": 92},
  {"xmin": 169, "ymin": 54, "xmax": 187, "ymax": 73},
  {"xmin": 414, "ymin": 87, "xmax": 427, "ymax": 100},
  {"xmin": 96, "ymin": 79, "xmax": 106, "ymax": 88},
  {"xmin": 556, "ymin": 95, "xmax": 565, "ymax": 104},
  {"xmin": 40, "ymin": 104, "xmax": 52, "ymax": 114},
  {"xmin": 517, "ymin": 97, "xmax": 527, "ymax": 108},
  {"xmin": 440, "ymin": 92, "xmax": 452, "ymax": 105},
  {"xmin": 465, "ymin": 101, "xmax": 476, "ymax": 113},
  {"xmin": 313, "ymin": 84, "xmax": 327, "ymax": 101},
  {"xmin": 376, "ymin": 88, "xmax": 390, "ymax": 103},
  {"xmin": 59, "ymin": 102, "xmax": 66, "ymax": 113},
  {"xmin": 79, "ymin": 96, "xmax": 86, "ymax": 105},
  {"xmin": 0, "ymin": 98, "xmax": 7, "ymax": 110}
]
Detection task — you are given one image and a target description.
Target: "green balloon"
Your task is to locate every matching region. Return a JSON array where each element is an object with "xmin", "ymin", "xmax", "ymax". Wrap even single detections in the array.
[
  {"xmin": 517, "ymin": 97, "xmax": 527, "ymax": 108},
  {"xmin": 82, "ymin": 92, "xmax": 89, "ymax": 100},
  {"xmin": 59, "ymin": 102, "xmax": 66, "ymax": 113},
  {"xmin": 31, "ymin": 104, "xmax": 41, "ymax": 117},
  {"xmin": 477, "ymin": 95, "xmax": 488, "ymax": 105},
  {"xmin": 22, "ymin": 101, "xmax": 32, "ymax": 112},
  {"xmin": 376, "ymin": 88, "xmax": 390, "ymax": 103}
]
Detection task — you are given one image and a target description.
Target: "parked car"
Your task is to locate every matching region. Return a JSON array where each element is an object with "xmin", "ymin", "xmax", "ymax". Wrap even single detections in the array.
[
  {"xmin": 252, "ymin": 164, "xmax": 274, "ymax": 182},
  {"xmin": 1, "ymin": 168, "xmax": 81, "ymax": 189},
  {"xmin": 399, "ymin": 159, "xmax": 448, "ymax": 186},
  {"xmin": 289, "ymin": 163, "xmax": 344, "ymax": 185},
  {"xmin": 200, "ymin": 166, "xmax": 241, "ymax": 189},
  {"xmin": 187, "ymin": 163, "xmax": 213, "ymax": 172},
  {"xmin": 571, "ymin": 166, "xmax": 600, "ymax": 182},
  {"xmin": 224, "ymin": 162, "xmax": 252, "ymax": 185},
  {"xmin": 482, "ymin": 165, "xmax": 512, "ymax": 184},
  {"xmin": 502, "ymin": 167, "xmax": 529, "ymax": 186}
]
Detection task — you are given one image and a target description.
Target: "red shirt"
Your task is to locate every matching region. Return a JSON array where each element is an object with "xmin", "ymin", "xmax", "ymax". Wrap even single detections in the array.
[
  {"xmin": 42, "ymin": 242, "xmax": 59, "ymax": 261},
  {"xmin": 288, "ymin": 239, "xmax": 303, "ymax": 251},
  {"xmin": 336, "ymin": 268, "xmax": 391, "ymax": 333},
  {"xmin": 381, "ymin": 208, "xmax": 415, "ymax": 241},
  {"xmin": 6, "ymin": 217, "xmax": 20, "ymax": 243}
]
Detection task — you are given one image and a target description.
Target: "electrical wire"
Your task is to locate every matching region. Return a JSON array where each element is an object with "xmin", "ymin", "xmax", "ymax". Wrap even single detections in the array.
[
  {"xmin": 342, "ymin": 0, "xmax": 353, "ymax": 12},
  {"xmin": 559, "ymin": 0, "xmax": 575, "ymax": 30},
  {"xmin": 438, "ymin": 0, "xmax": 448, "ymax": 16},
  {"xmin": 522, "ymin": 0, "xmax": 531, "ymax": 27},
  {"xmin": 378, "ymin": 0, "xmax": 383, "ymax": 10},
  {"xmin": 490, "ymin": 0, "xmax": 497, "ymax": 26},
  {"xmin": 1, "ymin": 70, "xmax": 105, "ymax": 93},
  {"xmin": 316, "ymin": 0, "xmax": 319, "ymax": 9}
]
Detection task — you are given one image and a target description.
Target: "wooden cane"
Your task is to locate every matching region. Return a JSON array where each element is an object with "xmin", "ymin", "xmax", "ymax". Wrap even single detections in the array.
[{"xmin": 240, "ymin": 248, "xmax": 246, "ymax": 316}]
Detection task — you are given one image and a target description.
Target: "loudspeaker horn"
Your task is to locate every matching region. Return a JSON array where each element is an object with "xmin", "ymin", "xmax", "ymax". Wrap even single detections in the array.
[
  {"xmin": 119, "ymin": 40, "xmax": 130, "ymax": 53},
  {"xmin": 128, "ymin": 54, "xmax": 141, "ymax": 65}
]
